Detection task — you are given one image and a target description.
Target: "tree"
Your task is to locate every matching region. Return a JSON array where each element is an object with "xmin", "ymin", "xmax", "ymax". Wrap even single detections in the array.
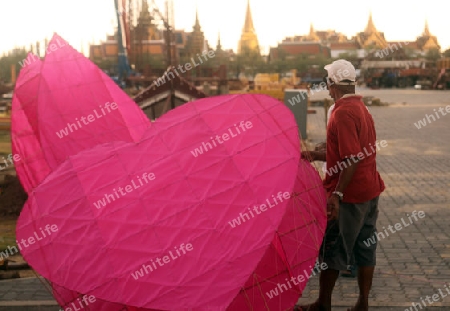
[
  {"xmin": 425, "ymin": 48, "xmax": 441, "ymax": 62},
  {"xmin": 443, "ymin": 49, "xmax": 450, "ymax": 58},
  {"xmin": 266, "ymin": 48, "xmax": 291, "ymax": 74},
  {"xmin": 337, "ymin": 51, "xmax": 359, "ymax": 63},
  {"xmin": 234, "ymin": 46, "xmax": 265, "ymax": 78}
]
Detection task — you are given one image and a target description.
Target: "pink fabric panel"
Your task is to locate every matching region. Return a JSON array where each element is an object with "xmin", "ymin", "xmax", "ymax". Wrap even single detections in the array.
[{"xmin": 35, "ymin": 34, "xmax": 150, "ymax": 169}]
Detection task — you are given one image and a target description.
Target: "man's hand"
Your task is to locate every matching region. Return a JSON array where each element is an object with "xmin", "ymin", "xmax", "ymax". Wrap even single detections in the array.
[
  {"xmin": 327, "ymin": 194, "xmax": 340, "ymax": 221},
  {"xmin": 301, "ymin": 151, "xmax": 326, "ymax": 162}
]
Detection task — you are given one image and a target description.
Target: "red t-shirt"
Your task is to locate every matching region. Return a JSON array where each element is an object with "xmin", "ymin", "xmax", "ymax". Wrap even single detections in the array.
[{"xmin": 323, "ymin": 94, "xmax": 385, "ymax": 203}]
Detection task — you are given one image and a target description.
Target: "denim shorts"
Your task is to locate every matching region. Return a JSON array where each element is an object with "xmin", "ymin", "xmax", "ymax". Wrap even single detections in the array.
[{"xmin": 319, "ymin": 196, "xmax": 380, "ymax": 270}]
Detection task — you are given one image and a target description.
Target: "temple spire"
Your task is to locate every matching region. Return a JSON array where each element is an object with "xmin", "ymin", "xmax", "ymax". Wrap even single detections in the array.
[
  {"xmin": 186, "ymin": 7, "xmax": 205, "ymax": 56},
  {"xmin": 192, "ymin": 6, "xmax": 202, "ymax": 33},
  {"xmin": 365, "ymin": 11, "xmax": 377, "ymax": 34},
  {"xmin": 243, "ymin": 0, "xmax": 255, "ymax": 32},
  {"xmin": 217, "ymin": 32, "xmax": 222, "ymax": 50},
  {"xmin": 305, "ymin": 23, "xmax": 320, "ymax": 42},
  {"xmin": 195, "ymin": 6, "xmax": 200, "ymax": 27},
  {"xmin": 238, "ymin": 0, "xmax": 260, "ymax": 54},
  {"xmin": 139, "ymin": 0, "xmax": 150, "ymax": 20},
  {"xmin": 423, "ymin": 20, "xmax": 431, "ymax": 36}
]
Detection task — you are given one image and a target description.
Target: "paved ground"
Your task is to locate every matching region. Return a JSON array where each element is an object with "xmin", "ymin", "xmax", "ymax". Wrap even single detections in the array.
[{"xmin": 1, "ymin": 89, "xmax": 450, "ymax": 310}]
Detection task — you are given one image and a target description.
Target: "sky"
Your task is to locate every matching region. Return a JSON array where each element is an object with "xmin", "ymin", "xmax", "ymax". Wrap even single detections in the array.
[{"xmin": 1, "ymin": 0, "xmax": 449, "ymax": 56}]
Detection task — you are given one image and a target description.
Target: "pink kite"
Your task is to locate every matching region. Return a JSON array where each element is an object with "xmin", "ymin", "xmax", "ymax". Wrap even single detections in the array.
[
  {"xmin": 12, "ymin": 34, "xmax": 151, "ymax": 188},
  {"xmin": 17, "ymin": 91, "xmax": 326, "ymax": 309},
  {"xmin": 12, "ymin": 35, "xmax": 154, "ymax": 310},
  {"xmin": 11, "ymin": 53, "xmax": 51, "ymax": 192}
]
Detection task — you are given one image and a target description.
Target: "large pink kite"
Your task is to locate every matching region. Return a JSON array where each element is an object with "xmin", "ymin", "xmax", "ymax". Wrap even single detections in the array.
[
  {"xmin": 14, "ymin": 34, "xmax": 326, "ymax": 310},
  {"xmin": 12, "ymin": 35, "xmax": 153, "ymax": 311}
]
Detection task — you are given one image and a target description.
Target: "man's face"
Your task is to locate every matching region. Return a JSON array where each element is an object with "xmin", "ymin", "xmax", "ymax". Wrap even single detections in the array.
[{"xmin": 326, "ymin": 77, "xmax": 337, "ymax": 100}]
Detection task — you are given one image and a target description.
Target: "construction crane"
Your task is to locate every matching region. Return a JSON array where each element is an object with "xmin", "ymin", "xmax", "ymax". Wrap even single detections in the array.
[
  {"xmin": 110, "ymin": 0, "xmax": 180, "ymax": 111},
  {"xmin": 113, "ymin": 0, "xmax": 175, "ymax": 87},
  {"xmin": 114, "ymin": 0, "xmax": 133, "ymax": 86}
]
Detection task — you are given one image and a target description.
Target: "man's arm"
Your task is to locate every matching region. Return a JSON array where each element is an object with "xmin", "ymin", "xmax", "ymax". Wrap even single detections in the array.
[
  {"xmin": 301, "ymin": 151, "xmax": 326, "ymax": 162},
  {"xmin": 327, "ymin": 157, "xmax": 359, "ymax": 220}
]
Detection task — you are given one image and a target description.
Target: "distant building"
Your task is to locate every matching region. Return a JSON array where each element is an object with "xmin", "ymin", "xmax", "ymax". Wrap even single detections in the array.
[
  {"xmin": 269, "ymin": 41, "xmax": 331, "ymax": 60},
  {"xmin": 269, "ymin": 24, "xmax": 334, "ymax": 60},
  {"xmin": 89, "ymin": 34, "xmax": 121, "ymax": 64},
  {"xmin": 416, "ymin": 21, "xmax": 440, "ymax": 51},
  {"xmin": 184, "ymin": 9, "xmax": 208, "ymax": 58},
  {"xmin": 355, "ymin": 13, "xmax": 388, "ymax": 49},
  {"xmin": 269, "ymin": 13, "xmax": 442, "ymax": 61},
  {"xmin": 238, "ymin": 0, "xmax": 260, "ymax": 55},
  {"xmin": 215, "ymin": 32, "xmax": 234, "ymax": 61},
  {"xmin": 90, "ymin": 0, "xmax": 209, "ymax": 73},
  {"xmin": 90, "ymin": 0, "xmax": 165, "ymax": 73}
]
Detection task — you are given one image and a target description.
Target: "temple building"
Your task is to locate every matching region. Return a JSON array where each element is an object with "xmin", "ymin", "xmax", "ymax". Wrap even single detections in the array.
[
  {"xmin": 90, "ymin": 0, "xmax": 165, "ymax": 73},
  {"xmin": 129, "ymin": 0, "xmax": 165, "ymax": 70},
  {"xmin": 269, "ymin": 13, "xmax": 441, "ymax": 61},
  {"xmin": 269, "ymin": 40, "xmax": 331, "ymax": 60},
  {"xmin": 269, "ymin": 24, "xmax": 342, "ymax": 60},
  {"xmin": 354, "ymin": 13, "xmax": 388, "ymax": 49},
  {"xmin": 238, "ymin": 0, "xmax": 260, "ymax": 54},
  {"xmin": 302, "ymin": 24, "xmax": 321, "ymax": 42},
  {"xmin": 416, "ymin": 21, "xmax": 440, "ymax": 51},
  {"xmin": 90, "ymin": 1, "xmax": 212, "ymax": 74},
  {"xmin": 133, "ymin": 0, "xmax": 162, "ymax": 42},
  {"xmin": 184, "ymin": 9, "xmax": 207, "ymax": 57}
]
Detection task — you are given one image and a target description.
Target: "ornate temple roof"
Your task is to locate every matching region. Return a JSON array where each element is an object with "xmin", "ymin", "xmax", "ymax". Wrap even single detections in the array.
[
  {"xmin": 185, "ymin": 8, "xmax": 206, "ymax": 56},
  {"xmin": 302, "ymin": 24, "xmax": 321, "ymax": 42},
  {"xmin": 355, "ymin": 13, "xmax": 387, "ymax": 49},
  {"xmin": 417, "ymin": 20, "xmax": 440, "ymax": 51}
]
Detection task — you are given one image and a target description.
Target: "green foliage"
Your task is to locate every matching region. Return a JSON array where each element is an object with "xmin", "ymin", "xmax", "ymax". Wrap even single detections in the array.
[
  {"xmin": 443, "ymin": 49, "xmax": 450, "ymax": 58},
  {"xmin": 425, "ymin": 48, "xmax": 441, "ymax": 62},
  {"xmin": 0, "ymin": 219, "xmax": 17, "ymax": 252},
  {"xmin": 403, "ymin": 47, "xmax": 420, "ymax": 59},
  {"xmin": 231, "ymin": 47, "xmax": 265, "ymax": 78},
  {"xmin": 336, "ymin": 51, "xmax": 358, "ymax": 62}
]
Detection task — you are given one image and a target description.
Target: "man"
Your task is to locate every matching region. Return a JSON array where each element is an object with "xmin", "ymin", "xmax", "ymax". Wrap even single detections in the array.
[{"xmin": 295, "ymin": 59, "xmax": 385, "ymax": 311}]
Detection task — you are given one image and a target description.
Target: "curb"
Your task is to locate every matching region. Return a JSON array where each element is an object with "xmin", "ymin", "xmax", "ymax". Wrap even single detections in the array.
[{"xmin": 0, "ymin": 301, "xmax": 58, "ymax": 311}]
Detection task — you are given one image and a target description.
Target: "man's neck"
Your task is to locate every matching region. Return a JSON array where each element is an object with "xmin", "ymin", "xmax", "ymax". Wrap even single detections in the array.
[{"xmin": 336, "ymin": 92, "xmax": 357, "ymax": 100}]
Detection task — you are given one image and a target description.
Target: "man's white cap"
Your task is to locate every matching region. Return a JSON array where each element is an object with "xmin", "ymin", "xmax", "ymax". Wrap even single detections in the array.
[{"xmin": 324, "ymin": 59, "xmax": 356, "ymax": 85}]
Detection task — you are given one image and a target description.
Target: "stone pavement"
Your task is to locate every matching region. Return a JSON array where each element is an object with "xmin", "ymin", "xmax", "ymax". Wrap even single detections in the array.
[
  {"xmin": 1, "ymin": 89, "xmax": 450, "ymax": 310},
  {"xmin": 0, "ymin": 278, "xmax": 57, "ymax": 310}
]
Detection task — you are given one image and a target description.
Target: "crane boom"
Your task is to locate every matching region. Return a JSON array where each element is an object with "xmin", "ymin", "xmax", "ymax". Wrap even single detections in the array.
[{"xmin": 114, "ymin": 0, "xmax": 132, "ymax": 83}]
